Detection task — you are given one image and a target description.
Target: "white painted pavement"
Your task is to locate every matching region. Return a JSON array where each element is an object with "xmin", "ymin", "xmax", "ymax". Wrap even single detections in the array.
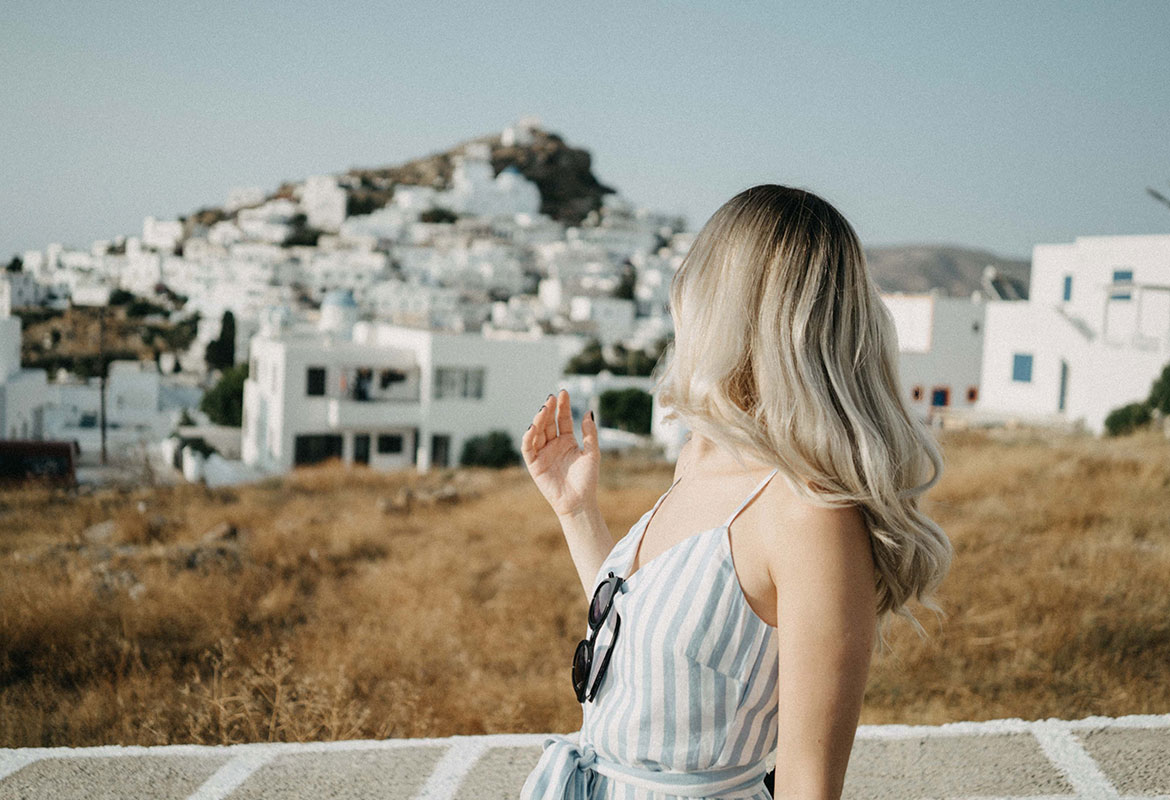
[{"xmin": 0, "ymin": 714, "xmax": 1165, "ymax": 799}]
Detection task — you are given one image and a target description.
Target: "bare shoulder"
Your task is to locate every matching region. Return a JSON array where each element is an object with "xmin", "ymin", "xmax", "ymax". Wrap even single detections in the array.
[{"xmin": 754, "ymin": 480, "xmax": 874, "ymax": 588}]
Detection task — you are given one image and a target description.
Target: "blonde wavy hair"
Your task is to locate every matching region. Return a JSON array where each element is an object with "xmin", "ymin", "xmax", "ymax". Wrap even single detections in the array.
[{"xmin": 653, "ymin": 184, "xmax": 952, "ymax": 651}]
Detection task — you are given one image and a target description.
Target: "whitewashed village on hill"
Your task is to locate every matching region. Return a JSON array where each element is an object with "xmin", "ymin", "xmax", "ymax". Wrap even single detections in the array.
[{"xmin": 2, "ymin": 116, "xmax": 1169, "ymax": 485}]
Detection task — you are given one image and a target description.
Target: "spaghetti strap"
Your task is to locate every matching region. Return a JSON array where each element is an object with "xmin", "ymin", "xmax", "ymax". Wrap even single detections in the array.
[{"xmin": 722, "ymin": 467, "xmax": 780, "ymax": 528}]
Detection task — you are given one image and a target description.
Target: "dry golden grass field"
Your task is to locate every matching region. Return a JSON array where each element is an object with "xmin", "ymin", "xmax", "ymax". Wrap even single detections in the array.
[{"xmin": 1, "ymin": 426, "xmax": 1168, "ymax": 747}]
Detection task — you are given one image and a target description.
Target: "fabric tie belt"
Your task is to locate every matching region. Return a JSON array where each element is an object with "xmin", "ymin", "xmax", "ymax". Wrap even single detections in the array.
[{"xmin": 519, "ymin": 732, "xmax": 770, "ymax": 799}]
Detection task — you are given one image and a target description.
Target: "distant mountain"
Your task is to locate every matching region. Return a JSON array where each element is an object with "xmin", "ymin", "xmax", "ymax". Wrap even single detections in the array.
[{"xmin": 864, "ymin": 245, "xmax": 1030, "ymax": 298}]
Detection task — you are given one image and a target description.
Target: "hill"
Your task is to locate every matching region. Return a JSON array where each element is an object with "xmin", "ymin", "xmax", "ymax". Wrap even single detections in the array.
[
  {"xmin": 865, "ymin": 244, "xmax": 1031, "ymax": 298},
  {"xmin": 260, "ymin": 126, "xmax": 616, "ymax": 228}
]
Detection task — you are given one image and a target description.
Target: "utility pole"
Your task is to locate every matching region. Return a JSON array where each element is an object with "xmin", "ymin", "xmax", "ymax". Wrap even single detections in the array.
[
  {"xmin": 75, "ymin": 286, "xmax": 113, "ymax": 466},
  {"xmin": 99, "ymin": 304, "xmax": 107, "ymax": 465}
]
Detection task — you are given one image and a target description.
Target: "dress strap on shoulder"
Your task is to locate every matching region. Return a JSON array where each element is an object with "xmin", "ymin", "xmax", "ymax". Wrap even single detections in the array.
[{"xmin": 723, "ymin": 467, "xmax": 780, "ymax": 529}]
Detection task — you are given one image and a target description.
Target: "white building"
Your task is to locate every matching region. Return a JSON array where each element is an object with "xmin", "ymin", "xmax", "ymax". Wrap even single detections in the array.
[
  {"xmin": 302, "ymin": 175, "xmax": 348, "ymax": 233},
  {"xmin": 236, "ymin": 198, "xmax": 297, "ymax": 244},
  {"xmin": 226, "ymin": 186, "xmax": 266, "ymax": 214},
  {"xmin": 978, "ymin": 233, "xmax": 1170, "ymax": 434},
  {"xmin": 142, "ymin": 217, "xmax": 184, "ymax": 253},
  {"xmin": 443, "ymin": 143, "xmax": 542, "ymax": 219},
  {"xmin": 365, "ymin": 278, "xmax": 461, "ymax": 329},
  {"xmin": 881, "ymin": 290, "xmax": 987, "ymax": 422},
  {"xmin": 0, "ymin": 292, "xmax": 48, "ymax": 439},
  {"xmin": 241, "ymin": 291, "xmax": 563, "ymax": 473},
  {"xmin": 568, "ymin": 295, "xmax": 637, "ymax": 346},
  {"xmin": 42, "ymin": 361, "xmax": 176, "ymax": 460},
  {"xmin": 1, "ymin": 270, "xmax": 45, "ymax": 308},
  {"xmin": 500, "ymin": 115, "xmax": 541, "ymax": 147},
  {"xmin": 300, "ymin": 248, "xmax": 391, "ymax": 301}
]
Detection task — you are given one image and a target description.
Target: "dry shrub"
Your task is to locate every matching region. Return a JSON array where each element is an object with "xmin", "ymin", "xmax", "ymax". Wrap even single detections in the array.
[{"xmin": 1, "ymin": 430, "xmax": 1168, "ymax": 746}]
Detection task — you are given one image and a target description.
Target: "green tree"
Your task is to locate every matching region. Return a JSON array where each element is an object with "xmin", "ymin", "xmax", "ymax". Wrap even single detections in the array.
[
  {"xmin": 199, "ymin": 363, "xmax": 248, "ymax": 426},
  {"xmin": 565, "ymin": 338, "xmax": 606, "ymax": 374},
  {"xmin": 1103, "ymin": 401, "xmax": 1152, "ymax": 437},
  {"xmin": 1147, "ymin": 362, "xmax": 1170, "ymax": 416},
  {"xmin": 459, "ymin": 430, "xmax": 520, "ymax": 468},
  {"xmin": 205, "ymin": 310, "xmax": 236, "ymax": 370},
  {"xmin": 613, "ymin": 261, "xmax": 636, "ymax": 300},
  {"xmin": 599, "ymin": 387, "xmax": 653, "ymax": 434}
]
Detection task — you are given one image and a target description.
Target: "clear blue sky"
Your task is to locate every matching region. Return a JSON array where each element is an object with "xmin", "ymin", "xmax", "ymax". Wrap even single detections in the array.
[{"xmin": 2, "ymin": 0, "xmax": 1168, "ymax": 261}]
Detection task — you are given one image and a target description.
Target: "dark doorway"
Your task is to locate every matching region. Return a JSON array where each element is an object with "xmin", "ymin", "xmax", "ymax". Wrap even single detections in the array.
[
  {"xmin": 431, "ymin": 434, "xmax": 451, "ymax": 468},
  {"xmin": 294, "ymin": 434, "xmax": 343, "ymax": 466},
  {"xmin": 354, "ymin": 433, "xmax": 370, "ymax": 465}
]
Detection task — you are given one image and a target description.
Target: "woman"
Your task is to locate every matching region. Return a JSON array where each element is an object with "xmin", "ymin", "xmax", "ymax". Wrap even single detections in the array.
[{"xmin": 519, "ymin": 185, "xmax": 952, "ymax": 800}]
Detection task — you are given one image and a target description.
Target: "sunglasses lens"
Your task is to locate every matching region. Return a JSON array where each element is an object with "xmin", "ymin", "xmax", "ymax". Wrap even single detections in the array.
[
  {"xmin": 589, "ymin": 579, "xmax": 616, "ymax": 628},
  {"xmin": 572, "ymin": 640, "xmax": 591, "ymax": 698}
]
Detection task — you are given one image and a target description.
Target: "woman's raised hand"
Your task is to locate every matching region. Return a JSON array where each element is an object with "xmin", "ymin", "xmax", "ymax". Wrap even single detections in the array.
[{"xmin": 521, "ymin": 388, "xmax": 600, "ymax": 518}]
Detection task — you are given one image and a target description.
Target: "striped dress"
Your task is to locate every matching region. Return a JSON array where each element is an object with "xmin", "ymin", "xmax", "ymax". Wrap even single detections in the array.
[{"xmin": 521, "ymin": 468, "xmax": 781, "ymax": 800}]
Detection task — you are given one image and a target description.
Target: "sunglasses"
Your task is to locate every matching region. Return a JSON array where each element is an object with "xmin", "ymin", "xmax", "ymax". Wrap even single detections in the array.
[{"xmin": 572, "ymin": 571, "xmax": 624, "ymax": 703}]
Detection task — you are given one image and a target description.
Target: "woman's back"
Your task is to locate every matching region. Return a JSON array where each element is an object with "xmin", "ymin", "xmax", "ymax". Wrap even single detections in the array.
[{"xmin": 521, "ymin": 466, "xmax": 782, "ymax": 799}]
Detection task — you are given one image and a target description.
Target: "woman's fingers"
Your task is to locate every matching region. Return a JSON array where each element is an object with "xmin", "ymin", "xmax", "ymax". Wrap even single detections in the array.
[
  {"xmin": 581, "ymin": 405, "xmax": 598, "ymax": 456},
  {"xmin": 528, "ymin": 394, "xmax": 555, "ymax": 452},
  {"xmin": 523, "ymin": 389, "xmax": 584, "ymax": 466},
  {"xmin": 556, "ymin": 389, "xmax": 575, "ymax": 440},
  {"xmin": 541, "ymin": 392, "xmax": 558, "ymax": 443}
]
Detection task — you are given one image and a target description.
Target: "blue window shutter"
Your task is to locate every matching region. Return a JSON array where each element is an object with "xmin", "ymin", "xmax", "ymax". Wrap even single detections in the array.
[
  {"xmin": 1062, "ymin": 275, "xmax": 1072, "ymax": 302},
  {"xmin": 1012, "ymin": 353, "xmax": 1033, "ymax": 382},
  {"xmin": 1112, "ymin": 269, "xmax": 1133, "ymax": 301}
]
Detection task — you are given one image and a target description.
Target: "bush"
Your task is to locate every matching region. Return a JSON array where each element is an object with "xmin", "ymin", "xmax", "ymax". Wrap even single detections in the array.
[
  {"xmin": 459, "ymin": 430, "xmax": 520, "ymax": 468},
  {"xmin": 108, "ymin": 289, "xmax": 135, "ymax": 306},
  {"xmin": 564, "ymin": 337, "xmax": 667, "ymax": 376},
  {"xmin": 126, "ymin": 299, "xmax": 168, "ymax": 318},
  {"xmin": 1104, "ymin": 401, "xmax": 1152, "ymax": 437},
  {"xmin": 420, "ymin": 207, "xmax": 458, "ymax": 224},
  {"xmin": 200, "ymin": 363, "xmax": 249, "ymax": 427},
  {"xmin": 205, "ymin": 311, "xmax": 236, "ymax": 371},
  {"xmin": 565, "ymin": 338, "xmax": 606, "ymax": 375},
  {"xmin": 599, "ymin": 387, "xmax": 652, "ymax": 434}
]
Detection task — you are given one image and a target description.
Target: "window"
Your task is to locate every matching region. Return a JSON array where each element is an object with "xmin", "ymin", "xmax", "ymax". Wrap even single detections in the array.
[
  {"xmin": 1012, "ymin": 353, "xmax": 1033, "ymax": 382},
  {"xmin": 354, "ymin": 434, "xmax": 370, "ymax": 465},
  {"xmin": 1062, "ymin": 274, "xmax": 1072, "ymax": 302},
  {"xmin": 930, "ymin": 387, "xmax": 950, "ymax": 407},
  {"xmin": 306, "ymin": 366, "xmax": 326, "ymax": 396},
  {"xmin": 966, "ymin": 386, "xmax": 978, "ymax": 403},
  {"xmin": 377, "ymin": 433, "xmax": 404, "ymax": 454},
  {"xmin": 911, "ymin": 385, "xmax": 923, "ymax": 401},
  {"xmin": 1111, "ymin": 269, "xmax": 1133, "ymax": 301},
  {"xmin": 379, "ymin": 369, "xmax": 407, "ymax": 389},
  {"xmin": 434, "ymin": 367, "xmax": 485, "ymax": 399}
]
